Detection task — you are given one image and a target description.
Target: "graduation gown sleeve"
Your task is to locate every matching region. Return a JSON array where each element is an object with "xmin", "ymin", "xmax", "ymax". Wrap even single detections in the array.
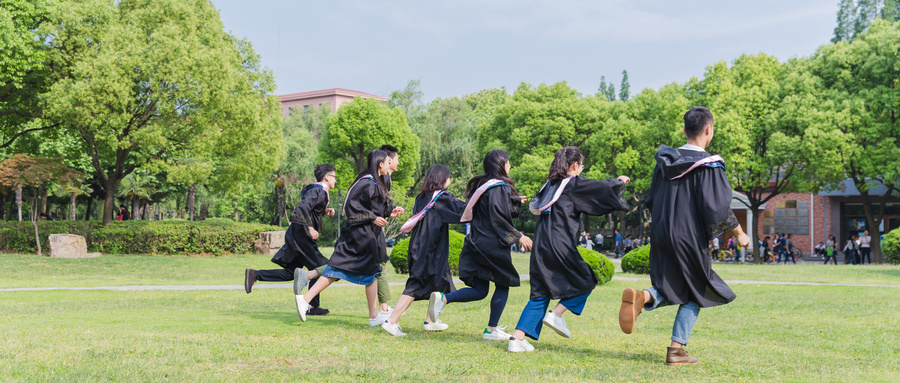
[
  {"xmin": 573, "ymin": 177, "xmax": 629, "ymax": 216},
  {"xmin": 489, "ymin": 187, "xmax": 523, "ymax": 247},
  {"xmin": 695, "ymin": 167, "xmax": 740, "ymax": 239}
]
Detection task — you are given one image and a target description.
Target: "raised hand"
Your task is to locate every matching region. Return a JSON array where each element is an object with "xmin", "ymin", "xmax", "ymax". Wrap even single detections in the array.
[
  {"xmin": 617, "ymin": 175, "xmax": 631, "ymax": 184},
  {"xmin": 325, "ymin": 208, "xmax": 335, "ymax": 216},
  {"xmin": 389, "ymin": 206, "xmax": 405, "ymax": 218}
]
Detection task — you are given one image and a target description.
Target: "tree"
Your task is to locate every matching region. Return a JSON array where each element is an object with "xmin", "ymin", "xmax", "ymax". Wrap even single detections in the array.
[
  {"xmin": 387, "ymin": 79, "xmax": 425, "ymax": 118},
  {"xmin": 806, "ymin": 19, "xmax": 900, "ymax": 263},
  {"xmin": 619, "ymin": 70, "xmax": 631, "ymax": 101},
  {"xmin": 0, "ymin": 154, "xmax": 81, "ymax": 255},
  {"xmin": 318, "ymin": 97, "xmax": 420, "ymax": 192},
  {"xmin": 0, "ymin": 0, "xmax": 62, "ymax": 149},
  {"xmin": 42, "ymin": 0, "xmax": 281, "ymax": 224},
  {"xmin": 598, "ymin": 76, "xmax": 616, "ymax": 102},
  {"xmin": 407, "ymin": 96, "xmax": 480, "ymax": 197}
]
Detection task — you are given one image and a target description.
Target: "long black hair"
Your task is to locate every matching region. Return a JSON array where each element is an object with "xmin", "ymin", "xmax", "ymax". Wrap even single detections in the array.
[
  {"xmin": 356, "ymin": 149, "xmax": 390, "ymax": 199},
  {"xmin": 547, "ymin": 146, "xmax": 584, "ymax": 182},
  {"xmin": 465, "ymin": 149, "xmax": 518, "ymax": 198},
  {"xmin": 419, "ymin": 164, "xmax": 451, "ymax": 197}
]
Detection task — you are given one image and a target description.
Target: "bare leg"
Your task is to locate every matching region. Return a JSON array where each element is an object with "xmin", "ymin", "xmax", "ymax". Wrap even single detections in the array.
[
  {"xmin": 670, "ymin": 340, "xmax": 684, "ymax": 348},
  {"xmin": 512, "ymin": 329, "xmax": 526, "ymax": 341},
  {"xmin": 381, "ymin": 302, "xmax": 391, "ymax": 312},
  {"xmin": 302, "ymin": 277, "xmax": 336, "ymax": 304},
  {"xmin": 365, "ymin": 282, "xmax": 379, "ymax": 319},
  {"xmin": 388, "ymin": 295, "xmax": 415, "ymax": 325},
  {"xmin": 306, "ymin": 269, "xmax": 320, "ymax": 280},
  {"xmin": 551, "ymin": 303, "xmax": 569, "ymax": 317}
]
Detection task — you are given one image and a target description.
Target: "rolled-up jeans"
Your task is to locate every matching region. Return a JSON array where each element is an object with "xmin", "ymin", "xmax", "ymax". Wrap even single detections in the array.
[{"xmin": 644, "ymin": 287, "xmax": 700, "ymax": 346}]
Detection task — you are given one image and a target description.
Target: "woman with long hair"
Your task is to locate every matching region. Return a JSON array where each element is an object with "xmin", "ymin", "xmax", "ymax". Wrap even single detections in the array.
[
  {"xmin": 508, "ymin": 146, "xmax": 630, "ymax": 352},
  {"xmin": 296, "ymin": 149, "xmax": 404, "ymax": 326},
  {"xmin": 381, "ymin": 165, "xmax": 468, "ymax": 336},
  {"xmin": 428, "ymin": 149, "xmax": 533, "ymax": 342}
]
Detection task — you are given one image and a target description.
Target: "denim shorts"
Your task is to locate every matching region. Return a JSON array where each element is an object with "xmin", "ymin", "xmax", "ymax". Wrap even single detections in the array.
[{"xmin": 321, "ymin": 265, "xmax": 379, "ymax": 285}]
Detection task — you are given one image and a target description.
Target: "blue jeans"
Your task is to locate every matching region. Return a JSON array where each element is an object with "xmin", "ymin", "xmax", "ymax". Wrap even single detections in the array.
[
  {"xmin": 514, "ymin": 292, "xmax": 590, "ymax": 341},
  {"xmin": 644, "ymin": 287, "xmax": 700, "ymax": 346}
]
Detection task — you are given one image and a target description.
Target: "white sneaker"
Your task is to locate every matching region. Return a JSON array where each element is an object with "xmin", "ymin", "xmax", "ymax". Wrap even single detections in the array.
[
  {"xmin": 295, "ymin": 295, "xmax": 309, "ymax": 322},
  {"xmin": 543, "ymin": 311, "xmax": 571, "ymax": 338},
  {"xmin": 428, "ymin": 292, "xmax": 445, "ymax": 322},
  {"xmin": 423, "ymin": 320, "xmax": 449, "ymax": 331},
  {"xmin": 482, "ymin": 325, "xmax": 512, "ymax": 340},
  {"xmin": 508, "ymin": 337, "xmax": 535, "ymax": 352},
  {"xmin": 381, "ymin": 321, "xmax": 407, "ymax": 337},
  {"xmin": 379, "ymin": 306, "xmax": 393, "ymax": 316},
  {"xmin": 369, "ymin": 311, "xmax": 390, "ymax": 326},
  {"xmin": 293, "ymin": 268, "xmax": 308, "ymax": 295}
]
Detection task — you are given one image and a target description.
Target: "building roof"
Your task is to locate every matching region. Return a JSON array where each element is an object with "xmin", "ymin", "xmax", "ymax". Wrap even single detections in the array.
[{"xmin": 278, "ymin": 88, "xmax": 388, "ymax": 102}]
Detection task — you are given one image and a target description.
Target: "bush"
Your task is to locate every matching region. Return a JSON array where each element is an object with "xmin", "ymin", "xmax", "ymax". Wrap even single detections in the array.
[
  {"xmin": 390, "ymin": 230, "xmax": 466, "ymax": 275},
  {"xmin": 0, "ymin": 220, "xmax": 281, "ymax": 255},
  {"xmin": 577, "ymin": 246, "xmax": 615, "ymax": 285},
  {"xmin": 621, "ymin": 245, "xmax": 651, "ymax": 274},
  {"xmin": 883, "ymin": 228, "xmax": 900, "ymax": 265}
]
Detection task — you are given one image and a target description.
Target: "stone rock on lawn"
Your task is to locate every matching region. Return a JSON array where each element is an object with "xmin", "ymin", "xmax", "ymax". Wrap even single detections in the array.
[
  {"xmin": 255, "ymin": 231, "xmax": 285, "ymax": 255},
  {"xmin": 48, "ymin": 234, "xmax": 100, "ymax": 258}
]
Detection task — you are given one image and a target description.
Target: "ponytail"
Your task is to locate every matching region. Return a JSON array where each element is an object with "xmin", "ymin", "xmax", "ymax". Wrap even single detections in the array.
[{"xmin": 547, "ymin": 146, "xmax": 584, "ymax": 182}]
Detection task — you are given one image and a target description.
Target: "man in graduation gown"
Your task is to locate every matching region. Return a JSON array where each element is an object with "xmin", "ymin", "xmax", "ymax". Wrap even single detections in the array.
[
  {"xmin": 244, "ymin": 164, "xmax": 337, "ymax": 316},
  {"xmin": 618, "ymin": 106, "xmax": 750, "ymax": 366}
]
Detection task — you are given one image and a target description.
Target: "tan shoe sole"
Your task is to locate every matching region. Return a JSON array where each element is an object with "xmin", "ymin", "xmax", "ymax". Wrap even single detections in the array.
[{"xmin": 618, "ymin": 288, "xmax": 641, "ymax": 334}]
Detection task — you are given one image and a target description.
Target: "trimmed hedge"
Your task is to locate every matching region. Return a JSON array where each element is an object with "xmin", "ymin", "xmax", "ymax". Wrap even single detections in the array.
[
  {"xmin": 621, "ymin": 245, "xmax": 651, "ymax": 274},
  {"xmin": 390, "ymin": 230, "xmax": 466, "ymax": 275},
  {"xmin": 577, "ymin": 246, "xmax": 615, "ymax": 285},
  {"xmin": 0, "ymin": 220, "xmax": 281, "ymax": 255},
  {"xmin": 883, "ymin": 228, "xmax": 900, "ymax": 265}
]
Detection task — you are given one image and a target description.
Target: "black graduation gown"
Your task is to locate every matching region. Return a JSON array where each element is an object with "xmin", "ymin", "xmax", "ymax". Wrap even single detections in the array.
[
  {"xmin": 328, "ymin": 178, "xmax": 394, "ymax": 275},
  {"xmin": 270, "ymin": 185, "xmax": 329, "ymax": 270},
  {"xmin": 528, "ymin": 177, "xmax": 629, "ymax": 300},
  {"xmin": 646, "ymin": 145, "xmax": 738, "ymax": 308},
  {"xmin": 457, "ymin": 184, "xmax": 523, "ymax": 287},
  {"xmin": 402, "ymin": 192, "xmax": 467, "ymax": 300}
]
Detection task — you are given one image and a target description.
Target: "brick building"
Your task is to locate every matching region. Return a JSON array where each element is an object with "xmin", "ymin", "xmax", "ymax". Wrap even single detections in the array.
[
  {"xmin": 744, "ymin": 179, "xmax": 900, "ymax": 254},
  {"xmin": 277, "ymin": 88, "xmax": 388, "ymax": 117}
]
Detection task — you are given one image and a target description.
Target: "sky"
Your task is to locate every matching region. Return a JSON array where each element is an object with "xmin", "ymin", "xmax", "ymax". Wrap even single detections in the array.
[{"xmin": 210, "ymin": 0, "xmax": 839, "ymax": 101}]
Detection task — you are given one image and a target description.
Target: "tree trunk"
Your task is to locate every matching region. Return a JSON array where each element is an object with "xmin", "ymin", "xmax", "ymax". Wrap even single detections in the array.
[
  {"xmin": 860, "ymin": 191, "xmax": 883, "ymax": 264},
  {"xmin": 132, "ymin": 197, "xmax": 140, "ymax": 221},
  {"xmin": 275, "ymin": 183, "xmax": 285, "ymax": 226},
  {"xmin": 31, "ymin": 194, "xmax": 41, "ymax": 256},
  {"xmin": 40, "ymin": 187, "xmax": 48, "ymax": 214},
  {"xmin": 0, "ymin": 189, "xmax": 6, "ymax": 221},
  {"xmin": 102, "ymin": 178, "xmax": 123, "ymax": 224},
  {"xmin": 187, "ymin": 184, "xmax": 196, "ymax": 221},
  {"xmin": 85, "ymin": 195, "xmax": 93, "ymax": 221},
  {"xmin": 16, "ymin": 186, "xmax": 23, "ymax": 221},
  {"xmin": 69, "ymin": 192, "xmax": 77, "ymax": 220},
  {"xmin": 143, "ymin": 201, "xmax": 151, "ymax": 220},
  {"xmin": 200, "ymin": 201, "xmax": 209, "ymax": 220},
  {"xmin": 233, "ymin": 197, "xmax": 239, "ymax": 221}
]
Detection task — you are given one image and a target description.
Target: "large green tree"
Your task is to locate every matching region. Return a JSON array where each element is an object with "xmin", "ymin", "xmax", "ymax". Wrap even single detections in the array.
[
  {"xmin": 0, "ymin": 0, "xmax": 60, "ymax": 149},
  {"xmin": 41, "ymin": 0, "xmax": 281, "ymax": 223},
  {"xmin": 318, "ymin": 97, "xmax": 420, "ymax": 192},
  {"xmin": 807, "ymin": 19, "xmax": 900, "ymax": 263}
]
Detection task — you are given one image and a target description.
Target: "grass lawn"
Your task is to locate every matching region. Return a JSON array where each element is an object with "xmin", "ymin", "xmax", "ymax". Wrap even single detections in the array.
[{"xmin": 1, "ymin": 251, "xmax": 899, "ymax": 381}]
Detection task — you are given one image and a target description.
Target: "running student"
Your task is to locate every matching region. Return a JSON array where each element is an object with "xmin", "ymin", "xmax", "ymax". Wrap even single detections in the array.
[
  {"xmin": 376, "ymin": 144, "xmax": 400, "ymax": 314},
  {"xmin": 295, "ymin": 149, "xmax": 404, "ymax": 325},
  {"xmin": 618, "ymin": 106, "xmax": 750, "ymax": 366},
  {"xmin": 508, "ymin": 147, "xmax": 630, "ymax": 352},
  {"xmin": 427, "ymin": 149, "xmax": 533, "ymax": 342},
  {"xmin": 381, "ymin": 165, "xmax": 467, "ymax": 336},
  {"xmin": 245, "ymin": 164, "xmax": 336, "ymax": 316}
]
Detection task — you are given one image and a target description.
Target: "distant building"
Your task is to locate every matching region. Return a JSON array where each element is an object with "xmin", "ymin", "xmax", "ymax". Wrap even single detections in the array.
[{"xmin": 277, "ymin": 88, "xmax": 388, "ymax": 117}]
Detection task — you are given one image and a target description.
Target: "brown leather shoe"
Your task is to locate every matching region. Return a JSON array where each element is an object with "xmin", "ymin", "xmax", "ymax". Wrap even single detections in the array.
[
  {"xmin": 244, "ymin": 269, "xmax": 257, "ymax": 294},
  {"xmin": 618, "ymin": 288, "xmax": 645, "ymax": 334},
  {"xmin": 666, "ymin": 347, "xmax": 699, "ymax": 366}
]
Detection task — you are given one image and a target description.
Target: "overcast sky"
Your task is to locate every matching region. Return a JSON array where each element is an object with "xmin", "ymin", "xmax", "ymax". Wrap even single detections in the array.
[{"xmin": 211, "ymin": 0, "xmax": 839, "ymax": 101}]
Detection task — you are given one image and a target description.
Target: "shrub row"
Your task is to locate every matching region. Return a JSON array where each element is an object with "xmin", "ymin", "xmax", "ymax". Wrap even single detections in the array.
[
  {"xmin": 621, "ymin": 245, "xmax": 651, "ymax": 274},
  {"xmin": 0, "ymin": 219, "xmax": 281, "ymax": 255},
  {"xmin": 390, "ymin": 233, "xmax": 616, "ymax": 286},
  {"xmin": 883, "ymin": 228, "xmax": 900, "ymax": 265},
  {"xmin": 390, "ymin": 230, "xmax": 466, "ymax": 275}
]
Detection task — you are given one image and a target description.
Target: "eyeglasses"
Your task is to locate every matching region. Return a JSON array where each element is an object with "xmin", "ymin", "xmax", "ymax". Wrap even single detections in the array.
[{"xmin": 327, "ymin": 174, "xmax": 337, "ymax": 180}]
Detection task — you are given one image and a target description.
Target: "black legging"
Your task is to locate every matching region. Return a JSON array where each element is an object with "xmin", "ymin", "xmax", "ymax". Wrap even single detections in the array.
[{"xmin": 445, "ymin": 277, "xmax": 509, "ymax": 328}]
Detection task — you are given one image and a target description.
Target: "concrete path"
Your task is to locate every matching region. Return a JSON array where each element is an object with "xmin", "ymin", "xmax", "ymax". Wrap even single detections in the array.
[{"xmin": 3, "ymin": 275, "xmax": 898, "ymax": 292}]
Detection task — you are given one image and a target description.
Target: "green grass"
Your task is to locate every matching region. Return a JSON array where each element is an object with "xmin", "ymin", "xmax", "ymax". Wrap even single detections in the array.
[
  {"xmin": 617, "ymin": 262, "xmax": 900, "ymax": 286},
  {"xmin": 2, "ymin": 252, "xmax": 899, "ymax": 381}
]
